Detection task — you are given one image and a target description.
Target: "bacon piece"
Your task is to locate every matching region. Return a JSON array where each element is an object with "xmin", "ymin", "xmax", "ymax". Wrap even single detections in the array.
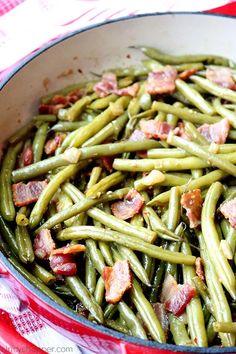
[
  {"xmin": 100, "ymin": 156, "xmax": 114, "ymax": 173},
  {"xmin": 49, "ymin": 253, "xmax": 77, "ymax": 276},
  {"xmin": 206, "ymin": 67, "xmax": 236, "ymax": 90},
  {"xmin": 164, "ymin": 283, "xmax": 196, "ymax": 316},
  {"xmin": 181, "ymin": 189, "xmax": 203, "ymax": 228},
  {"xmin": 39, "ymin": 103, "xmax": 64, "ymax": 115},
  {"xmin": 178, "ymin": 68, "xmax": 198, "ymax": 81},
  {"xmin": 195, "ymin": 257, "xmax": 204, "ymax": 281},
  {"xmin": 12, "ymin": 180, "xmax": 48, "ymax": 207},
  {"xmin": 152, "ymin": 303, "xmax": 169, "ymax": 336},
  {"xmin": 174, "ymin": 122, "xmax": 191, "ymax": 141},
  {"xmin": 20, "ymin": 144, "xmax": 33, "ymax": 167},
  {"xmin": 50, "ymin": 95, "xmax": 68, "ymax": 105},
  {"xmin": 198, "ymin": 118, "xmax": 230, "ymax": 144},
  {"xmin": 129, "ymin": 129, "xmax": 148, "ymax": 142},
  {"xmin": 44, "ymin": 133, "xmax": 66, "ymax": 155},
  {"xmin": 33, "ymin": 229, "xmax": 55, "ymax": 260},
  {"xmin": 51, "ymin": 244, "xmax": 86, "ymax": 255},
  {"xmin": 94, "ymin": 73, "xmax": 117, "ymax": 98},
  {"xmin": 140, "ymin": 120, "xmax": 172, "ymax": 140},
  {"xmin": 102, "ymin": 260, "xmax": 132, "ymax": 304},
  {"xmin": 114, "ymin": 83, "xmax": 139, "ymax": 97},
  {"xmin": 220, "ymin": 197, "xmax": 236, "ymax": 228},
  {"xmin": 111, "ymin": 189, "xmax": 144, "ymax": 220},
  {"xmin": 146, "ymin": 66, "xmax": 177, "ymax": 95}
]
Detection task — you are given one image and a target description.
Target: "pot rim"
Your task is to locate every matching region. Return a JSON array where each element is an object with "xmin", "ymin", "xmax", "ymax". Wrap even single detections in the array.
[{"xmin": 1, "ymin": 11, "xmax": 236, "ymax": 353}]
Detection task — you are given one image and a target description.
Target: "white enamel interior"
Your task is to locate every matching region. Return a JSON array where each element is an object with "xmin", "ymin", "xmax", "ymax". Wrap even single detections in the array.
[{"xmin": 1, "ymin": 13, "xmax": 236, "ymax": 144}]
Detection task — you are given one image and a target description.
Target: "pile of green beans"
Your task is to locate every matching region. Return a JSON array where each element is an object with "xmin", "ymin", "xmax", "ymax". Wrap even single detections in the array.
[{"xmin": 1, "ymin": 45, "xmax": 236, "ymax": 348}]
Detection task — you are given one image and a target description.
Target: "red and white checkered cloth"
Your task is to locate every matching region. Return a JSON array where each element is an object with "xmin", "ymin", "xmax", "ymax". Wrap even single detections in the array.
[{"xmin": 0, "ymin": 1, "xmax": 236, "ymax": 353}]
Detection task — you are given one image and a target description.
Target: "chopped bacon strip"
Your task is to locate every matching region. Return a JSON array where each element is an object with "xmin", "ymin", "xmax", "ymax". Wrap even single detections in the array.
[
  {"xmin": 100, "ymin": 156, "xmax": 114, "ymax": 173},
  {"xmin": 94, "ymin": 73, "xmax": 118, "ymax": 98},
  {"xmin": 195, "ymin": 257, "xmax": 204, "ymax": 281},
  {"xmin": 174, "ymin": 122, "xmax": 191, "ymax": 141},
  {"xmin": 129, "ymin": 129, "xmax": 149, "ymax": 142},
  {"xmin": 178, "ymin": 68, "xmax": 198, "ymax": 81},
  {"xmin": 49, "ymin": 253, "xmax": 77, "ymax": 276},
  {"xmin": 198, "ymin": 118, "xmax": 230, "ymax": 144},
  {"xmin": 146, "ymin": 66, "xmax": 177, "ymax": 95},
  {"xmin": 164, "ymin": 283, "xmax": 196, "ymax": 316},
  {"xmin": 39, "ymin": 103, "xmax": 64, "ymax": 115},
  {"xmin": 39, "ymin": 90, "xmax": 84, "ymax": 114},
  {"xmin": 51, "ymin": 244, "xmax": 86, "ymax": 255},
  {"xmin": 152, "ymin": 303, "xmax": 169, "ymax": 336},
  {"xmin": 140, "ymin": 120, "xmax": 172, "ymax": 140},
  {"xmin": 20, "ymin": 144, "xmax": 33, "ymax": 167},
  {"xmin": 44, "ymin": 133, "xmax": 66, "ymax": 155},
  {"xmin": 220, "ymin": 197, "xmax": 236, "ymax": 228},
  {"xmin": 114, "ymin": 83, "xmax": 139, "ymax": 97},
  {"xmin": 33, "ymin": 229, "xmax": 55, "ymax": 260},
  {"xmin": 206, "ymin": 67, "xmax": 236, "ymax": 90},
  {"xmin": 111, "ymin": 189, "xmax": 144, "ymax": 220},
  {"xmin": 181, "ymin": 189, "xmax": 203, "ymax": 228},
  {"xmin": 12, "ymin": 180, "xmax": 48, "ymax": 207},
  {"xmin": 102, "ymin": 260, "xmax": 132, "ymax": 304}
]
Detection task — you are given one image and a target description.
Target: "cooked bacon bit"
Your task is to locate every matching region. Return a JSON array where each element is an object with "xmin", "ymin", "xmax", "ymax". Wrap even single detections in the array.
[
  {"xmin": 206, "ymin": 67, "xmax": 236, "ymax": 90},
  {"xmin": 181, "ymin": 189, "xmax": 203, "ymax": 228},
  {"xmin": 174, "ymin": 122, "xmax": 191, "ymax": 141},
  {"xmin": 111, "ymin": 189, "xmax": 144, "ymax": 220},
  {"xmin": 44, "ymin": 133, "xmax": 66, "ymax": 155},
  {"xmin": 152, "ymin": 303, "xmax": 169, "ymax": 336},
  {"xmin": 39, "ymin": 103, "xmax": 64, "ymax": 115},
  {"xmin": 195, "ymin": 257, "xmax": 204, "ymax": 281},
  {"xmin": 39, "ymin": 90, "xmax": 84, "ymax": 114},
  {"xmin": 94, "ymin": 73, "xmax": 117, "ymax": 98},
  {"xmin": 220, "ymin": 197, "xmax": 236, "ymax": 228},
  {"xmin": 198, "ymin": 118, "xmax": 230, "ymax": 144},
  {"xmin": 140, "ymin": 120, "xmax": 172, "ymax": 140},
  {"xmin": 178, "ymin": 68, "xmax": 198, "ymax": 81},
  {"xmin": 160, "ymin": 274, "xmax": 178, "ymax": 303},
  {"xmin": 164, "ymin": 283, "xmax": 196, "ymax": 316},
  {"xmin": 51, "ymin": 244, "xmax": 86, "ymax": 255},
  {"xmin": 114, "ymin": 83, "xmax": 139, "ymax": 97},
  {"xmin": 49, "ymin": 253, "xmax": 77, "ymax": 276},
  {"xmin": 20, "ymin": 144, "xmax": 33, "ymax": 167},
  {"xmin": 50, "ymin": 95, "xmax": 68, "ymax": 105},
  {"xmin": 146, "ymin": 66, "xmax": 177, "ymax": 95},
  {"xmin": 129, "ymin": 129, "xmax": 149, "ymax": 141},
  {"xmin": 12, "ymin": 180, "xmax": 48, "ymax": 207},
  {"xmin": 33, "ymin": 229, "xmax": 55, "ymax": 260},
  {"xmin": 100, "ymin": 156, "xmax": 114, "ymax": 173},
  {"xmin": 102, "ymin": 260, "xmax": 132, "ymax": 304}
]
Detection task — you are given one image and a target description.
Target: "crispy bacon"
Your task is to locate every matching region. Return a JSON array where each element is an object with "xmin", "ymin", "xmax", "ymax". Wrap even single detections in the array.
[
  {"xmin": 152, "ymin": 303, "xmax": 169, "ymax": 336},
  {"xmin": 33, "ymin": 229, "xmax": 55, "ymax": 260},
  {"xmin": 178, "ymin": 68, "xmax": 198, "ymax": 81},
  {"xmin": 100, "ymin": 156, "xmax": 114, "ymax": 173},
  {"xmin": 49, "ymin": 253, "xmax": 77, "ymax": 276},
  {"xmin": 39, "ymin": 103, "xmax": 64, "ymax": 115},
  {"xmin": 140, "ymin": 120, "xmax": 172, "ymax": 140},
  {"xmin": 164, "ymin": 283, "xmax": 196, "ymax": 316},
  {"xmin": 198, "ymin": 118, "xmax": 230, "ymax": 144},
  {"xmin": 174, "ymin": 122, "xmax": 190, "ymax": 141},
  {"xmin": 220, "ymin": 197, "xmax": 236, "ymax": 228},
  {"xmin": 206, "ymin": 67, "xmax": 236, "ymax": 90},
  {"xmin": 51, "ymin": 244, "xmax": 86, "ymax": 255},
  {"xmin": 111, "ymin": 189, "xmax": 144, "ymax": 220},
  {"xmin": 195, "ymin": 257, "xmax": 204, "ymax": 281},
  {"xmin": 94, "ymin": 73, "xmax": 118, "ymax": 98},
  {"xmin": 129, "ymin": 129, "xmax": 148, "ymax": 142},
  {"xmin": 146, "ymin": 66, "xmax": 177, "ymax": 95},
  {"xmin": 44, "ymin": 133, "xmax": 66, "ymax": 155},
  {"xmin": 39, "ymin": 90, "xmax": 84, "ymax": 115},
  {"xmin": 20, "ymin": 144, "xmax": 33, "ymax": 167},
  {"xmin": 114, "ymin": 83, "xmax": 139, "ymax": 97},
  {"xmin": 102, "ymin": 260, "xmax": 132, "ymax": 304},
  {"xmin": 12, "ymin": 180, "xmax": 47, "ymax": 207},
  {"xmin": 181, "ymin": 189, "xmax": 203, "ymax": 228}
]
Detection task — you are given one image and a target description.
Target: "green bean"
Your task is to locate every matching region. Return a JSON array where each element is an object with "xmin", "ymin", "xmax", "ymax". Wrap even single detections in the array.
[
  {"xmin": 56, "ymin": 191, "xmax": 75, "ymax": 227},
  {"xmin": 221, "ymin": 219, "xmax": 236, "ymax": 257},
  {"xmin": 117, "ymin": 301, "xmax": 147, "ymax": 339},
  {"xmin": 213, "ymin": 322, "xmax": 236, "ymax": 333},
  {"xmin": 85, "ymin": 254, "xmax": 97, "ymax": 294},
  {"xmin": 63, "ymin": 183, "xmax": 156, "ymax": 243},
  {"xmin": 207, "ymin": 316, "xmax": 217, "ymax": 345},
  {"xmin": 191, "ymin": 169, "xmax": 203, "ymax": 179},
  {"xmin": 85, "ymin": 239, "xmax": 105, "ymax": 274},
  {"xmin": 89, "ymin": 94, "xmax": 118, "ymax": 110},
  {"xmin": 86, "ymin": 172, "xmax": 125, "ymax": 198},
  {"xmin": 202, "ymin": 182, "xmax": 236, "ymax": 298},
  {"xmin": 58, "ymin": 226, "xmax": 196, "ymax": 265},
  {"xmin": 169, "ymin": 314, "xmax": 192, "ymax": 346},
  {"xmin": 166, "ymin": 102, "xmax": 182, "ymax": 127},
  {"xmin": 33, "ymin": 114, "xmax": 57, "ymax": 123},
  {"xmin": 94, "ymin": 276, "xmax": 104, "ymax": 305},
  {"xmin": 184, "ymin": 122, "xmax": 209, "ymax": 145},
  {"xmin": 141, "ymin": 253, "xmax": 153, "ymax": 280},
  {"xmin": 192, "ymin": 74, "xmax": 236, "ymax": 103},
  {"xmin": 9, "ymin": 256, "xmax": 68, "ymax": 308},
  {"xmin": 51, "ymin": 121, "xmax": 87, "ymax": 132},
  {"xmin": 182, "ymin": 242, "xmax": 208, "ymax": 347},
  {"xmin": 148, "ymin": 169, "xmax": 228, "ymax": 205},
  {"xmin": 15, "ymin": 225, "xmax": 34, "ymax": 263},
  {"xmin": 0, "ymin": 141, "xmax": 23, "ymax": 221},
  {"xmin": 105, "ymin": 319, "xmax": 130, "ymax": 334},
  {"xmin": 32, "ymin": 123, "xmax": 49, "ymax": 163},
  {"xmin": 167, "ymin": 187, "xmax": 181, "ymax": 232},
  {"xmin": 152, "ymin": 101, "xmax": 220, "ymax": 124},
  {"xmin": 15, "ymin": 206, "xmax": 29, "ymax": 226},
  {"xmin": 150, "ymin": 259, "xmax": 166, "ymax": 303},
  {"xmin": 104, "ymin": 303, "xmax": 118, "ymax": 319},
  {"xmin": 175, "ymin": 63, "xmax": 205, "ymax": 71},
  {"xmin": 54, "ymin": 285, "xmax": 75, "ymax": 297},
  {"xmin": 0, "ymin": 215, "xmax": 18, "ymax": 256},
  {"xmin": 66, "ymin": 276, "xmax": 104, "ymax": 324},
  {"xmin": 130, "ymin": 278, "xmax": 166, "ymax": 343},
  {"xmin": 85, "ymin": 167, "xmax": 102, "ymax": 193},
  {"xmin": 139, "ymin": 93, "xmax": 152, "ymax": 111},
  {"xmin": 167, "ymin": 132, "xmax": 236, "ymax": 177},
  {"xmin": 31, "ymin": 263, "xmax": 56, "ymax": 285},
  {"xmin": 137, "ymin": 46, "xmax": 230, "ymax": 66},
  {"xmin": 83, "ymin": 113, "xmax": 128, "ymax": 147},
  {"xmin": 8, "ymin": 122, "xmax": 34, "ymax": 144},
  {"xmin": 193, "ymin": 276, "xmax": 214, "ymax": 316},
  {"xmin": 213, "ymin": 98, "xmax": 236, "ymax": 129},
  {"xmin": 98, "ymin": 241, "xmax": 113, "ymax": 266},
  {"xmin": 29, "ymin": 162, "xmax": 87, "ymax": 228}
]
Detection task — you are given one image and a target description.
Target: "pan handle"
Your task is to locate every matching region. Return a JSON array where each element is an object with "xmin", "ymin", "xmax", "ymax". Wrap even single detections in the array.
[
  {"xmin": 0, "ymin": 310, "xmax": 46, "ymax": 354},
  {"xmin": 206, "ymin": 2, "xmax": 236, "ymax": 16}
]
